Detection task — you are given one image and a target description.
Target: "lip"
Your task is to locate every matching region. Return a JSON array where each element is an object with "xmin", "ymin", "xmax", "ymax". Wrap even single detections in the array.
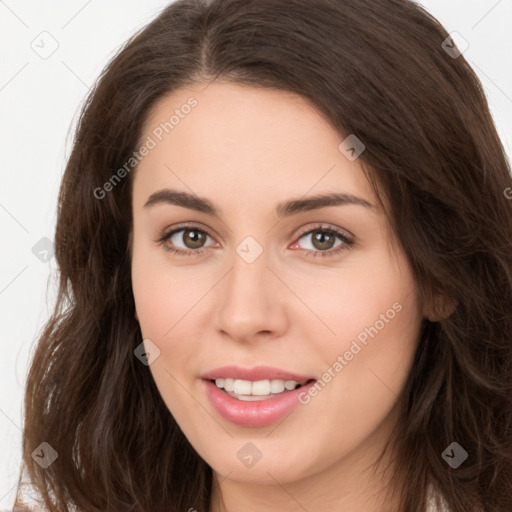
[
  {"xmin": 202, "ymin": 376, "xmax": 317, "ymax": 428},
  {"xmin": 201, "ymin": 365, "xmax": 316, "ymax": 382}
]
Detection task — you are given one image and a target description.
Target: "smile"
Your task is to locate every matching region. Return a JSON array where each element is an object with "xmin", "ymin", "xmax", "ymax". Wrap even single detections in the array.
[
  {"xmin": 212, "ymin": 377, "xmax": 310, "ymax": 400},
  {"xmin": 202, "ymin": 377, "xmax": 317, "ymax": 427}
]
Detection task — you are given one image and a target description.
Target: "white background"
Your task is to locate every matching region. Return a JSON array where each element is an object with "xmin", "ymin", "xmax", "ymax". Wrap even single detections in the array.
[{"xmin": 1, "ymin": 0, "xmax": 511, "ymax": 508}]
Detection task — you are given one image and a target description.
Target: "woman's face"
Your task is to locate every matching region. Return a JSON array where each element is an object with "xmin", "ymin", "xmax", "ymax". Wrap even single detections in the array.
[{"xmin": 131, "ymin": 81, "xmax": 425, "ymax": 486}]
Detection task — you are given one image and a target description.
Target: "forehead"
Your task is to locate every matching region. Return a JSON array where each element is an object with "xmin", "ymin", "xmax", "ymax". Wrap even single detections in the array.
[{"xmin": 132, "ymin": 81, "xmax": 376, "ymax": 213}]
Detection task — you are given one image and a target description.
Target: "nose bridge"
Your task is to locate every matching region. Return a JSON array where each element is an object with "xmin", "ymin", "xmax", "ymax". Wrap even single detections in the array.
[
  {"xmin": 214, "ymin": 235, "xmax": 286, "ymax": 340},
  {"xmin": 224, "ymin": 237, "xmax": 272, "ymax": 312}
]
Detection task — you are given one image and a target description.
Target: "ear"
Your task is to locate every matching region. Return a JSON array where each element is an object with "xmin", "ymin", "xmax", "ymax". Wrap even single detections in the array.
[{"xmin": 423, "ymin": 293, "xmax": 458, "ymax": 322}]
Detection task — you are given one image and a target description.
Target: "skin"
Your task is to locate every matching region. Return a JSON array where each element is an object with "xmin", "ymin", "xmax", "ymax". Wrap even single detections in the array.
[{"xmin": 130, "ymin": 81, "xmax": 429, "ymax": 512}]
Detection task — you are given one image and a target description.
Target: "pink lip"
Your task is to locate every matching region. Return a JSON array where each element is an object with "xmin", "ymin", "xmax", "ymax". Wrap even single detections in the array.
[
  {"xmin": 202, "ymin": 378, "xmax": 317, "ymax": 428},
  {"xmin": 201, "ymin": 365, "xmax": 315, "ymax": 382}
]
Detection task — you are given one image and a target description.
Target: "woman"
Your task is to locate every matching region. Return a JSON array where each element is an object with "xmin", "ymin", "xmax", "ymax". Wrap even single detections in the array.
[{"xmin": 15, "ymin": 0, "xmax": 512, "ymax": 511}]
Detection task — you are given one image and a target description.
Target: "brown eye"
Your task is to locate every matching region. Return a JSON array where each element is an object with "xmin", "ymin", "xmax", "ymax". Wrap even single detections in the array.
[
  {"xmin": 309, "ymin": 230, "xmax": 337, "ymax": 251},
  {"xmin": 157, "ymin": 227, "xmax": 216, "ymax": 254},
  {"xmin": 292, "ymin": 224, "xmax": 355, "ymax": 258},
  {"xmin": 297, "ymin": 229, "xmax": 343, "ymax": 252},
  {"xmin": 179, "ymin": 229, "xmax": 207, "ymax": 249}
]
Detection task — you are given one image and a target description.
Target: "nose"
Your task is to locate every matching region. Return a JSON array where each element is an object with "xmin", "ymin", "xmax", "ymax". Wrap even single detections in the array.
[{"xmin": 213, "ymin": 246, "xmax": 289, "ymax": 344}]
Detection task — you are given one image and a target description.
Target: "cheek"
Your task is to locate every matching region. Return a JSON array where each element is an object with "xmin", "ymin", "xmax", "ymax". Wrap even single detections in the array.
[
  {"xmin": 286, "ymin": 258, "xmax": 421, "ymax": 471},
  {"xmin": 132, "ymin": 279, "xmax": 199, "ymax": 385},
  {"xmin": 294, "ymin": 242, "xmax": 421, "ymax": 356},
  {"xmin": 131, "ymin": 243, "xmax": 212, "ymax": 400},
  {"xmin": 131, "ymin": 238, "xmax": 204, "ymax": 340},
  {"xmin": 131, "ymin": 251, "xmax": 189, "ymax": 410},
  {"xmin": 131, "ymin": 254, "xmax": 200, "ymax": 422},
  {"xmin": 300, "ymin": 244, "xmax": 422, "ymax": 407}
]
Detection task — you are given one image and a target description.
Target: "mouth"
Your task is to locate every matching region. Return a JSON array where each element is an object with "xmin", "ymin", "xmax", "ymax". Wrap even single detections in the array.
[
  {"xmin": 202, "ymin": 376, "xmax": 318, "ymax": 427},
  {"xmin": 207, "ymin": 377, "xmax": 316, "ymax": 401}
]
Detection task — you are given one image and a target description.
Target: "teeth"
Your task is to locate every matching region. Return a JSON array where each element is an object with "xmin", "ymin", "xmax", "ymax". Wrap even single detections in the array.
[
  {"xmin": 252, "ymin": 380, "xmax": 271, "ymax": 395},
  {"xmin": 233, "ymin": 379, "xmax": 252, "ymax": 395},
  {"xmin": 214, "ymin": 378, "xmax": 305, "ymax": 397},
  {"xmin": 270, "ymin": 379, "xmax": 285, "ymax": 393},
  {"xmin": 224, "ymin": 378, "xmax": 235, "ymax": 392},
  {"xmin": 284, "ymin": 380, "xmax": 298, "ymax": 390}
]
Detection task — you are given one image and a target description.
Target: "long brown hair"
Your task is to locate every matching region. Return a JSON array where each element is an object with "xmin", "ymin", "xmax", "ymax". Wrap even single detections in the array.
[{"xmin": 15, "ymin": 0, "xmax": 512, "ymax": 510}]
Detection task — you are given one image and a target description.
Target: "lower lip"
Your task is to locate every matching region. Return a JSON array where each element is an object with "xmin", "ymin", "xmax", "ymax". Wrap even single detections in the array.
[{"xmin": 202, "ymin": 379, "xmax": 316, "ymax": 427}]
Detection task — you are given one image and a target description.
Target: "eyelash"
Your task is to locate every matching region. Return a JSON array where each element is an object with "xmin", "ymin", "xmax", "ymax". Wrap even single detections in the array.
[{"xmin": 155, "ymin": 223, "xmax": 355, "ymax": 259}]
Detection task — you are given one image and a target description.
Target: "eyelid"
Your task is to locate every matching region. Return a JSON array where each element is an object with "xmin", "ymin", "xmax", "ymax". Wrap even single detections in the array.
[
  {"xmin": 156, "ymin": 221, "xmax": 217, "ymax": 242},
  {"xmin": 292, "ymin": 222, "xmax": 354, "ymax": 242}
]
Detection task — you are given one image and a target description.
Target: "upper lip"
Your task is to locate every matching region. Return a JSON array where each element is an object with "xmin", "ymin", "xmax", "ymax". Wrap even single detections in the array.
[{"xmin": 201, "ymin": 365, "xmax": 316, "ymax": 382}]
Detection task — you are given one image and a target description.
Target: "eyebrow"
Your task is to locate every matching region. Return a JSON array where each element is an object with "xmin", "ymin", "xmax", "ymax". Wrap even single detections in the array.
[{"xmin": 143, "ymin": 188, "xmax": 375, "ymax": 218}]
